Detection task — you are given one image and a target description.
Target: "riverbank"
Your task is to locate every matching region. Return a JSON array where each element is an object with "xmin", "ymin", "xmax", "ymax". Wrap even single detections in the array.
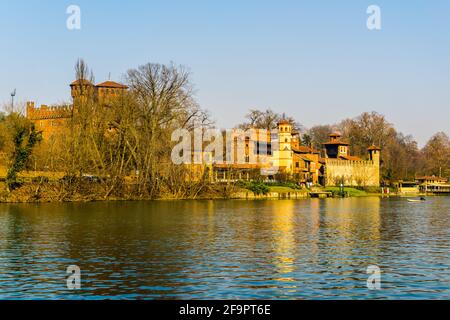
[{"xmin": 0, "ymin": 181, "xmax": 438, "ymax": 203}]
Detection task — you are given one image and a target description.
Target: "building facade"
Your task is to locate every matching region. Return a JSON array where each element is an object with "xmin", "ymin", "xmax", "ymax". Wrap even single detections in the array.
[
  {"xmin": 212, "ymin": 123, "xmax": 381, "ymax": 187},
  {"xmin": 26, "ymin": 79, "xmax": 128, "ymax": 140}
]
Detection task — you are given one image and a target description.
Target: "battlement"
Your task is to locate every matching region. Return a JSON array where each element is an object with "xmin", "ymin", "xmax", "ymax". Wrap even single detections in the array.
[
  {"xmin": 325, "ymin": 158, "xmax": 376, "ymax": 167},
  {"xmin": 26, "ymin": 101, "xmax": 72, "ymax": 120}
]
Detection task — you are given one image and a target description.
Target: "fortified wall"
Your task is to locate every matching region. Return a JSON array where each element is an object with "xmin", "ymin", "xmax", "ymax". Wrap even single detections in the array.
[
  {"xmin": 322, "ymin": 134, "xmax": 381, "ymax": 187},
  {"xmin": 26, "ymin": 102, "xmax": 72, "ymax": 140},
  {"xmin": 26, "ymin": 79, "xmax": 128, "ymax": 140},
  {"xmin": 324, "ymin": 158, "xmax": 380, "ymax": 187}
]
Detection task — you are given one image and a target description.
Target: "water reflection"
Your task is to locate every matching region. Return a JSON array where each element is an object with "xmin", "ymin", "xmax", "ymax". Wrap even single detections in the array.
[
  {"xmin": 0, "ymin": 197, "xmax": 449, "ymax": 299},
  {"xmin": 270, "ymin": 201, "xmax": 296, "ymax": 280}
]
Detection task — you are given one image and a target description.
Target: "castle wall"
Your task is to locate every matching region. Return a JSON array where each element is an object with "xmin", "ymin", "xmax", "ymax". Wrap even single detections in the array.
[
  {"xmin": 324, "ymin": 158, "xmax": 380, "ymax": 187},
  {"xmin": 26, "ymin": 102, "xmax": 72, "ymax": 140}
]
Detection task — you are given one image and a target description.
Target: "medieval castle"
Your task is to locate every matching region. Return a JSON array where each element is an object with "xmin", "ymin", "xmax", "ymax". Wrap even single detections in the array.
[
  {"xmin": 26, "ymin": 80, "xmax": 381, "ymax": 187},
  {"xmin": 26, "ymin": 79, "xmax": 128, "ymax": 140}
]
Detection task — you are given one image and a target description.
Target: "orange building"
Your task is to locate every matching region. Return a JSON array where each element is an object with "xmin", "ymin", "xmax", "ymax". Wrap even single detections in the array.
[{"xmin": 27, "ymin": 80, "xmax": 128, "ymax": 140}]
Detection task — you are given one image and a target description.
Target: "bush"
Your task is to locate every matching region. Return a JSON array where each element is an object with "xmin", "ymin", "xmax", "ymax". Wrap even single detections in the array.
[
  {"xmin": 325, "ymin": 187, "xmax": 367, "ymax": 197},
  {"xmin": 265, "ymin": 181, "xmax": 301, "ymax": 190},
  {"xmin": 239, "ymin": 181, "xmax": 270, "ymax": 195}
]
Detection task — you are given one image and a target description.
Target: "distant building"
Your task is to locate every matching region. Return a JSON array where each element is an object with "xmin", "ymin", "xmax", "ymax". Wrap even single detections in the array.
[
  {"xmin": 416, "ymin": 176, "xmax": 448, "ymax": 185},
  {"xmin": 321, "ymin": 133, "xmax": 381, "ymax": 187},
  {"xmin": 212, "ymin": 124, "xmax": 381, "ymax": 187},
  {"xmin": 416, "ymin": 175, "xmax": 450, "ymax": 194}
]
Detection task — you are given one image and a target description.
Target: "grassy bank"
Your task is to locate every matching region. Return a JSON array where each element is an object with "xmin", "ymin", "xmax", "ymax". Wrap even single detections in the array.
[
  {"xmin": 324, "ymin": 187, "xmax": 370, "ymax": 197},
  {"xmin": 0, "ymin": 179, "xmax": 388, "ymax": 204}
]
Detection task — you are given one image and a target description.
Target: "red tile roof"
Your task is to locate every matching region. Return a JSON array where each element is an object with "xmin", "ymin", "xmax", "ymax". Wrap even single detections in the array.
[
  {"xmin": 329, "ymin": 132, "xmax": 342, "ymax": 138},
  {"xmin": 416, "ymin": 176, "xmax": 447, "ymax": 181},
  {"xmin": 293, "ymin": 146, "xmax": 320, "ymax": 154},
  {"xmin": 277, "ymin": 119, "xmax": 291, "ymax": 125},
  {"xmin": 339, "ymin": 155, "xmax": 362, "ymax": 161},
  {"xmin": 323, "ymin": 140, "xmax": 350, "ymax": 146},
  {"xmin": 96, "ymin": 81, "xmax": 128, "ymax": 89},
  {"xmin": 70, "ymin": 79, "xmax": 94, "ymax": 86}
]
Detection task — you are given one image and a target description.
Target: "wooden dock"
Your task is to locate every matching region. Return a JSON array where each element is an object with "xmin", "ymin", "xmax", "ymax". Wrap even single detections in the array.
[{"xmin": 309, "ymin": 191, "xmax": 333, "ymax": 198}]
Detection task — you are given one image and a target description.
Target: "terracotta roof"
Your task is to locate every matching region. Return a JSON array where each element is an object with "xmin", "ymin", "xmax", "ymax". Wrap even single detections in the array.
[
  {"xmin": 298, "ymin": 154, "xmax": 320, "ymax": 162},
  {"xmin": 96, "ymin": 81, "xmax": 128, "ymax": 89},
  {"xmin": 329, "ymin": 132, "xmax": 342, "ymax": 138},
  {"xmin": 416, "ymin": 176, "xmax": 447, "ymax": 181},
  {"xmin": 293, "ymin": 146, "xmax": 320, "ymax": 154},
  {"xmin": 213, "ymin": 163, "xmax": 266, "ymax": 170},
  {"xmin": 294, "ymin": 154, "xmax": 312, "ymax": 162},
  {"xmin": 277, "ymin": 119, "xmax": 291, "ymax": 125},
  {"xmin": 368, "ymin": 145, "xmax": 381, "ymax": 151},
  {"xmin": 339, "ymin": 155, "xmax": 362, "ymax": 161},
  {"xmin": 70, "ymin": 79, "xmax": 94, "ymax": 86},
  {"xmin": 323, "ymin": 140, "xmax": 350, "ymax": 146}
]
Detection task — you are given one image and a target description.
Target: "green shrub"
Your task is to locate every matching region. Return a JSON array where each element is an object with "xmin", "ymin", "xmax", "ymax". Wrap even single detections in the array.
[
  {"xmin": 265, "ymin": 181, "xmax": 301, "ymax": 190},
  {"xmin": 325, "ymin": 187, "xmax": 367, "ymax": 197},
  {"xmin": 239, "ymin": 181, "xmax": 270, "ymax": 195}
]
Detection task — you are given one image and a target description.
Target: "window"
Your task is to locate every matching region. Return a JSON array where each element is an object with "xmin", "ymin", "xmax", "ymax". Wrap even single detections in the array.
[{"xmin": 296, "ymin": 162, "xmax": 300, "ymax": 168}]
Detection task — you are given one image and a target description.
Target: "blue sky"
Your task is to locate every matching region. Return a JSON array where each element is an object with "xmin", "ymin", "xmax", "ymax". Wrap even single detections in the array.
[{"xmin": 0, "ymin": 0, "xmax": 449, "ymax": 146}]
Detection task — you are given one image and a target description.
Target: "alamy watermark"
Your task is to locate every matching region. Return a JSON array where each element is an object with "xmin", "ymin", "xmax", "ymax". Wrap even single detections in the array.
[
  {"xmin": 367, "ymin": 265, "xmax": 381, "ymax": 290},
  {"xmin": 367, "ymin": 5, "xmax": 381, "ymax": 30},
  {"xmin": 171, "ymin": 128, "xmax": 282, "ymax": 175},
  {"xmin": 66, "ymin": 265, "xmax": 81, "ymax": 290},
  {"xmin": 66, "ymin": 5, "xmax": 81, "ymax": 30}
]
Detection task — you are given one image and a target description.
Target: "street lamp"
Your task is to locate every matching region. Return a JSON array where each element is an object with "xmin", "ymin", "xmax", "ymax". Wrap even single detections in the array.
[{"xmin": 10, "ymin": 89, "xmax": 16, "ymax": 111}]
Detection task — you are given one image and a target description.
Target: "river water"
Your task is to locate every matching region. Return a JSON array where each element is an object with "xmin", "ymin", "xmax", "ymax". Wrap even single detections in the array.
[{"xmin": 0, "ymin": 197, "xmax": 449, "ymax": 299}]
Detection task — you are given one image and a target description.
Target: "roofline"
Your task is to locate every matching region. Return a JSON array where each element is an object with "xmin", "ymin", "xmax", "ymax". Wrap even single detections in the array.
[{"xmin": 323, "ymin": 141, "xmax": 350, "ymax": 146}]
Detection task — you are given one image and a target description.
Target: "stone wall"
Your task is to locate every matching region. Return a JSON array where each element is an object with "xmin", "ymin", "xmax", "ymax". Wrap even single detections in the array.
[
  {"xmin": 324, "ymin": 158, "xmax": 380, "ymax": 187},
  {"xmin": 26, "ymin": 102, "xmax": 72, "ymax": 140}
]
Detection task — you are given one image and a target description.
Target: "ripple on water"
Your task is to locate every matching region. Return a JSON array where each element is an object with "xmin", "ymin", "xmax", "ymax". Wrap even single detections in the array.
[{"xmin": 0, "ymin": 197, "xmax": 449, "ymax": 299}]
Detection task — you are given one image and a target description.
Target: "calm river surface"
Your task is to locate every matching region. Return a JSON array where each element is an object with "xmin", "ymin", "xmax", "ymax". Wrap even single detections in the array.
[{"xmin": 0, "ymin": 197, "xmax": 449, "ymax": 299}]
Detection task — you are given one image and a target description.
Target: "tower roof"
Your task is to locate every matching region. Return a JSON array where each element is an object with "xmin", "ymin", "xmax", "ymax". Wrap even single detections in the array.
[
  {"xmin": 323, "ymin": 140, "xmax": 350, "ymax": 146},
  {"xmin": 329, "ymin": 132, "xmax": 341, "ymax": 138},
  {"xmin": 368, "ymin": 145, "xmax": 381, "ymax": 151},
  {"xmin": 277, "ymin": 119, "xmax": 291, "ymax": 125},
  {"xmin": 70, "ymin": 79, "xmax": 94, "ymax": 86},
  {"xmin": 323, "ymin": 132, "xmax": 349, "ymax": 145},
  {"xmin": 96, "ymin": 81, "xmax": 128, "ymax": 89}
]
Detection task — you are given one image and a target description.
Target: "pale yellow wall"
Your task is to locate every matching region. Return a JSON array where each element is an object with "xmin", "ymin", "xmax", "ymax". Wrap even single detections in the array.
[
  {"xmin": 273, "ymin": 124, "xmax": 293, "ymax": 173},
  {"xmin": 325, "ymin": 159, "xmax": 380, "ymax": 187}
]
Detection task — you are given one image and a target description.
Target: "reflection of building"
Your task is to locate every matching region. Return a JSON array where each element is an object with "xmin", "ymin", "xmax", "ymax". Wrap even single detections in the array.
[
  {"xmin": 26, "ymin": 79, "xmax": 128, "ymax": 140},
  {"xmin": 324, "ymin": 197, "xmax": 381, "ymax": 259},
  {"xmin": 270, "ymin": 201, "xmax": 296, "ymax": 277}
]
